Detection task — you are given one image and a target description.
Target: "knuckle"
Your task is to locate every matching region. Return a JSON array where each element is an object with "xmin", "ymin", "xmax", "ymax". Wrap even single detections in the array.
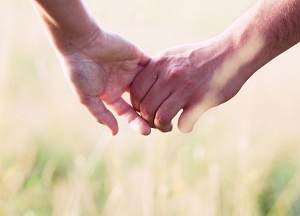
[
  {"xmin": 130, "ymin": 86, "xmax": 143, "ymax": 109},
  {"xmin": 155, "ymin": 111, "xmax": 172, "ymax": 127},
  {"xmin": 130, "ymin": 84, "xmax": 142, "ymax": 100},
  {"xmin": 155, "ymin": 55, "xmax": 169, "ymax": 66},
  {"xmin": 159, "ymin": 125, "xmax": 172, "ymax": 133},
  {"xmin": 151, "ymin": 53, "xmax": 170, "ymax": 68},
  {"xmin": 167, "ymin": 67, "xmax": 182, "ymax": 81},
  {"xmin": 140, "ymin": 102, "xmax": 155, "ymax": 121}
]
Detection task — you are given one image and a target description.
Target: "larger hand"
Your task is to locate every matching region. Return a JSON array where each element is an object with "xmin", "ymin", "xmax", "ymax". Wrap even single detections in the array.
[
  {"xmin": 130, "ymin": 36, "xmax": 262, "ymax": 133},
  {"xmin": 131, "ymin": 0, "xmax": 300, "ymax": 134}
]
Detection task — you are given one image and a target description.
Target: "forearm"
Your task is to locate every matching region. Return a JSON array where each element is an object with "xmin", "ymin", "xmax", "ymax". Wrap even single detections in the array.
[
  {"xmin": 219, "ymin": 0, "xmax": 300, "ymax": 82},
  {"xmin": 33, "ymin": 0, "xmax": 101, "ymax": 55},
  {"xmin": 129, "ymin": 0, "xmax": 300, "ymax": 133}
]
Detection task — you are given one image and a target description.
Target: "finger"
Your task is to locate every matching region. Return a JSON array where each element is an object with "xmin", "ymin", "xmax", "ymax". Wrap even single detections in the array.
[
  {"xmin": 79, "ymin": 95, "xmax": 118, "ymax": 135},
  {"xmin": 138, "ymin": 52, "xmax": 151, "ymax": 67},
  {"xmin": 154, "ymin": 95, "xmax": 187, "ymax": 132},
  {"xmin": 135, "ymin": 53, "xmax": 151, "ymax": 74},
  {"xmin": 178, "ymin": 97, "xmax": 213, "ymax": 133},
  {"xmin": 108, "ymin": 97, "xmax": 151, "ymax": 136},
  {"xmin": 139, "ymin": 81, "xmax": 172, "ymax": 128},
  {"xmin": 130, "ymin": 62, "xmax": 158, "ymax": 112}
]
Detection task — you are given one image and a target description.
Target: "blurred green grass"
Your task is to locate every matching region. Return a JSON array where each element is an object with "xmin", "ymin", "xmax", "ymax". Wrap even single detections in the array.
[{"xmin": 1, "ymin": 0, "xmax": 300, "ymax": 215}]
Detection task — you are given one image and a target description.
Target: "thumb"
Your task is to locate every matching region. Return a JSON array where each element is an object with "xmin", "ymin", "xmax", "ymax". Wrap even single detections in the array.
[
  {"xmin": 135, "ymin": 53, "xmax": 150, "ymax": 74},
  {"xmin": 138, "ymin": 51, "xmax": 151, "ymax": 67},
  {"xmin": 178, "ymin": 99, "xmax": 213, "ymax": 133}
]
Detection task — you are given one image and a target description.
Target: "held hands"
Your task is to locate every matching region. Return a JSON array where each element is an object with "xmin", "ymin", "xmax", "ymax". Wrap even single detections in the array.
[
  {"xmin": 36, "ymin": 0, "xmax": 300, "ymax": 135},
  {"xmin": 131, "ymin": 37, "xmax": 249, "ymax": 133},
  {"xmin": 61, "ymin": 31, "xmax": 248, "ymax": 135},
  {"xmin": 58, "ymin": 26, "xmax": 252, "ymax": 135}
]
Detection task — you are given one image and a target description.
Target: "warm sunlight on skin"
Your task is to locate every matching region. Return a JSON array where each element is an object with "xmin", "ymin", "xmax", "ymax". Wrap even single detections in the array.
[
  {"xmin": 212, "ymin": 37, "xmax": 265, "ymax": 92},
  {"xmin": 178, "ymin": 36, "xmax": 265, "ymax": 133},
  {"xmin": 33, "ymin": 0, "xmax": 151, "ymax": 136},
  {"xmin": 2, "ymin": 0, "xmax": 300, "ymax": 215},
  {"xmin": 131, "ymin": 0, "xmax": 300, "ymax": 134}
]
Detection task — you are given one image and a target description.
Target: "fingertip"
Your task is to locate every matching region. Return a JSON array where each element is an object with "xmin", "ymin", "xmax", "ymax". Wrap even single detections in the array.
[
  {"xmin": 79, "ymin": 95, "xmax": 120, "ymax": 136},
  {"xmin": 168, "ymin": 124, "xmax": 173, "ymax": 132},
  {"xmin": 178, "ymin": 123, "xmax": 193, "ymax": 133},
  {"xmin": 178, "ymin": 109, "xmax": 197, "ymax": 134},
  {"xmin": 98, "ymin": 117, "xmax": 119, "ymax": 136},
  {"xmin": 139, "ymin": 53, "xmax": 151, "ymax": 66},
  {"xmin": 141, "ymin": 127, "xmax": 151, "ymax": 136},
  {"xmin": 154, "ymin": 121, "xmax": 173, "ymax": 133},
  {"xmin": 111, "ymin": 128, "xmax": 119, "ymax": 136},
  {"xmin": 129, "ymin": 118, "xmax": 151, "ymax": 136},
  {"xmin": 109, "ymin": 97, "xmax": 152, "ymax": 136},
  {"xmin": 159, "ymin": 124, "xmax": 173, "ymax": 133}
]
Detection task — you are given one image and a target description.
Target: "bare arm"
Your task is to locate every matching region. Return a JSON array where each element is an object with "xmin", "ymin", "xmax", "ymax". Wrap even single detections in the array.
[
  {"xmin": 33, "ymin": 0, "xmax": 99, "ymax": 54},
  {"xmin": 131, "ymin": 0, "xmax": 300, "ymax": 133},
  {"xmin": 222, "ymin": 0, "xmax": 300, "ymax": 82},
  {"xmin": 33, "ymin": 0, "xmax": 151, "ymax": 135}
]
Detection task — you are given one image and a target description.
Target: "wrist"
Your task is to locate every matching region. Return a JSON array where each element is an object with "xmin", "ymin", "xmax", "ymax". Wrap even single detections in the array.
[
  {"xmin": 51, "ymin": 21, "xmax": 104, "ymax": 56},
  {"xmin": 34, "ymin": 0, "xmax": 104, "ymax": 55}
]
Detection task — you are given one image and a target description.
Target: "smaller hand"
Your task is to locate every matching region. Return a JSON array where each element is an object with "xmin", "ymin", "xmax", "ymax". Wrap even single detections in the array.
[
  {"xmin": 131, "ymin": 37, "xmax": 250, "ymax": 133},
  {"xmin": 58, "ymin": 27, "xmax": 151, "ymax": 135}
]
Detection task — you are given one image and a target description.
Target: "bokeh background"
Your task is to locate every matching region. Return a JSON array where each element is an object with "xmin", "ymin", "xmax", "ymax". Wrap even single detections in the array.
[{"xmin": 1, "ymin": 0, "xmax": 300, "ymax": 215}]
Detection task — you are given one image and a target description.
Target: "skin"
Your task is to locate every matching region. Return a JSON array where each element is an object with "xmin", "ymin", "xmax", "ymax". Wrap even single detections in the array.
[
  {"xmin": 131, "ymin": 0, "xmax": 300, "ymax": 133},
  {"xmin": 32, "ymin": 0, "xmax": 151, "ymax": 135}
]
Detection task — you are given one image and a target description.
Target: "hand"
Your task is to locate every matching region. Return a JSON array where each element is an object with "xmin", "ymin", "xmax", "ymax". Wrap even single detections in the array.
[
  {"xmin": 58, "ymin": 26, "xmax": 151, "ymax": 135},
  {"xmin": 130, "ymin": 36, "xmax": 257, "ymax": 133}
]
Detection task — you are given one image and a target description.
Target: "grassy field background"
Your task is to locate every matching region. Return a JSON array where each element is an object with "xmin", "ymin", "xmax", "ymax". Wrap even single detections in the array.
[{"xmin": 1, "ymin": 0, "xmax": 300, "ymax": 215}]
